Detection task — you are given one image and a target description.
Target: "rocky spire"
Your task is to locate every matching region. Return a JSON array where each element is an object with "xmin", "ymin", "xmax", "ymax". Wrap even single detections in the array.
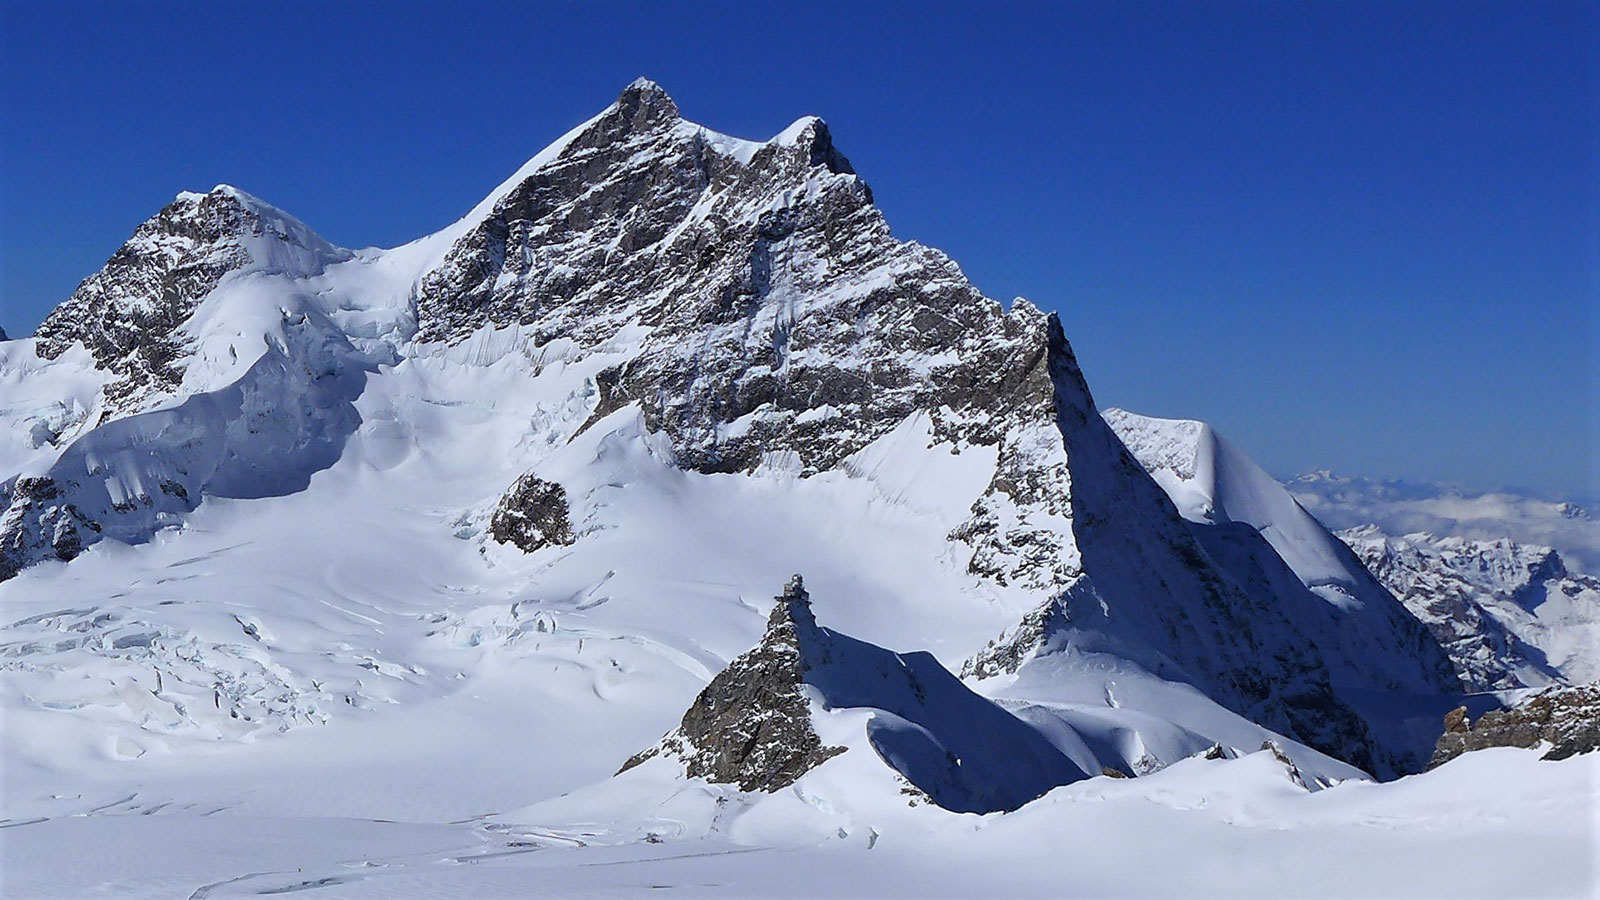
[
  {"xmin": 617, "ymin": 573, "xmax": 843, "ymax": 792},
  {"xmin": 562, "ymin": 77, "xmax": 683, "ymax": 154},
  {"xmin": 770, "ymin": 574, "xmax": 818, "ymax": 632},
  {"xmin": 616, "ymin": 77, "xmax": 679, "ymax": 125},
  {"xmin": 618, "ymin": 575, "xmax": 1090, "ymax": 812}
]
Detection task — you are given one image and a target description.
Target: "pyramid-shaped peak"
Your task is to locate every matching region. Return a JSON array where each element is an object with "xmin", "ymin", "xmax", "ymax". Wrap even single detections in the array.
[
  {"xmin": 613, "ymin": 76, "xmax": 679, "ymax": 128},
  {"xmin": 774, "ymin": 116, "xmax": 854, "ymax": 175},
  {"xmin": 624, "ymin": 75, "xmax": 667, "ymax": 94}
]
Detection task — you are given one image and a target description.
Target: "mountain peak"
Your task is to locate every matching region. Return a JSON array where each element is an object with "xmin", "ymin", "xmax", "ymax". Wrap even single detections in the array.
[
  {"xmin": 30, "ymin": 179, "xmax": 348, "ymax": 414},
  {"xmin": 618, "ymin": 577, "xmax": 1087, "ymax": 810},
  {"xmin": 774, "ymin": 115, "xmax": 854, "ymax": 174},
  {"xmin": 169, "ymin": 184, "xmax": 310, "ymax": 230},
  {"xmin": 623, "ymin": 75, "xmax": 666, "ymax": 94},
  {"xmin": 613, "ymin": 76, "xmax": 679, "ymax": 129}
]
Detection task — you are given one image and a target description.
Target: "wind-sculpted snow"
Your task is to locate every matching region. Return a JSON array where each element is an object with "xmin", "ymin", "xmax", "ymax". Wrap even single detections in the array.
[
  {"xmin": 958, "ymin": 329, "xmax": 1455, "ymax": 777},
  {"xmin": 625, "ymin": 576, "xmax": 1087, "ymax": 813},
  {"xmin": 1105, "ymin": 410, "xmax": 1454, "ymax": 682},
  {"xmin": 1101, "ymin": 409, "xmax": 1460, "ymax": 769},
  {"xmin": 0, "ymin": 311, "xmax": 368, "ymax": 579},
  {"xmin": 33, "ymin": 186, "xmax": 352, "ymax": 414}
]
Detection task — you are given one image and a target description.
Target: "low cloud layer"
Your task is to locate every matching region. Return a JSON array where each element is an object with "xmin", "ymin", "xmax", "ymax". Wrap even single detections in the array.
[{"xmin": 1286, "ymin": 471, "xmax": 1600, "ymax": 573}]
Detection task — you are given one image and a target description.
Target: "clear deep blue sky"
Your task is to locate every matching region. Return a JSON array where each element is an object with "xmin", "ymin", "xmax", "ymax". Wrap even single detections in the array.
[{"xmin": 2, "ymin": 1, "xmax": 1594, "ymax": 495}]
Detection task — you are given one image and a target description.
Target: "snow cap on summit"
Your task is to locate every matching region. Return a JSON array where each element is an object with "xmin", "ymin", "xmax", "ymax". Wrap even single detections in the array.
[
  {"xmin": 169, "ymin": 184, "xmax": 284, "ymax": 219},
  {"xmin": 773, "ymin": 115, "xmax": 854, "ymax": 175}
]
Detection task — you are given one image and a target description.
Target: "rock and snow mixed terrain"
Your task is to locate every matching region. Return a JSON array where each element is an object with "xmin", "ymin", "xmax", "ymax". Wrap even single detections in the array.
[
  {"xmin": 1432, "ymin": 681, "xmax": 1600, "ymax": 768},
  {"xmin": 1340, "ymin": 526, "xmax": 1600, "ymax": 691},
  {"xmin": 1, "ymin": 81, "xmax": 1595, "ymax": 897}
]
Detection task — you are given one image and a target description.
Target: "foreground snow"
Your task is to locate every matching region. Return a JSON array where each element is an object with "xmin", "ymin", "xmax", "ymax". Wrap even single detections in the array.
[{"xmin": 2, "ymin": 749, "xmax": 1592, "ymax": 898}]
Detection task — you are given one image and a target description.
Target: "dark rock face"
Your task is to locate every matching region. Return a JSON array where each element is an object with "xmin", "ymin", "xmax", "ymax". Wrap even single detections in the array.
[
  {"xmin": 619, "ymin": 575, "xmax": 845, "ymax": 791},
  {"xmin": 416, "ymin": 80, "xmax": 1052, "ymax": 476},
  {"xmin": 961, "ymin": 319, "xmax": 1397, "ymax": 777},
  {"xmin": 1430, "ymin": 682, "xmax": 1600, "ymax": 768},
  {"xmin": 34, "ymin": 190, "xmax": 250, "ymax": 410},
  {"xmin": 0, "ymin": 477, "xmax": 100, "ymax": 580},
  {"xmin": 489, "ymin": 474, "xmax": 575, "ymax": 553}
]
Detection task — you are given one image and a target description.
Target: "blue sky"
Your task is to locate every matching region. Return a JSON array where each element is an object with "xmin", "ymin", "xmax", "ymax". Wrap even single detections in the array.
[{"xmin": 2, "ymin": 1, "xmax": 1593, "ymax": 495}]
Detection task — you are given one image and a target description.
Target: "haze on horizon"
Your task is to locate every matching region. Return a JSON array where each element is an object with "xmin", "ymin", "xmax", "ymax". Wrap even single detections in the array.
[{"xmin": 1, "ymin": 0, "xmax": 1591, "ymax": 496}]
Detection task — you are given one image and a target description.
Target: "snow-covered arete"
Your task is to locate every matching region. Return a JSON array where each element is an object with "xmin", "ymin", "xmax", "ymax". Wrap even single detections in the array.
[{"xmin": 0, "ymin": 80, "xmax": 1589, "ymax": 898}]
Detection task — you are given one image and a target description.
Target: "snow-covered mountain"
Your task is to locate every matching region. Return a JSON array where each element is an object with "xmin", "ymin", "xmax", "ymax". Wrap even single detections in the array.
[
  {"xmin": 1339, "ymin": 526, "xmax": 1600, "ymax": 691},
  {"xmin": 1, "ymin": 79, "xmax": 1586, "ymax": 897},
  {"xmin": 0, "ymin": 78, "xmax": 1462, "ymax": 776},
  {"xmin": 1102, "ymin": 409, "xmax": 1600, "ymax": 697}
]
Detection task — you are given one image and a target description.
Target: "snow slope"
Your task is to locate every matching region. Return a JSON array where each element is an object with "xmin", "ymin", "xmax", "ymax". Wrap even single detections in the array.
[
  {"xmin": 1100, "ymin": 408, "xmax": 1458, "ymax": 768},
  {"xmin": 1, "ymin": 79, "xmax": 1588, "ymax": 897},
  {"xmin": 3, "ymin": 749, "xmax": 1592, "ymax": 898}
]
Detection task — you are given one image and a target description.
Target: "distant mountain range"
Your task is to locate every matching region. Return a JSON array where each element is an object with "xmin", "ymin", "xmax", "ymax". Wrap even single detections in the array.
[{"xmin": 1284, "ymin": 469, "xmax": 1598, "ymax": 572}]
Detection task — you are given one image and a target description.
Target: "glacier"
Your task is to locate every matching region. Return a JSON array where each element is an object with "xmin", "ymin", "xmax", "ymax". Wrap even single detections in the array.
[{"xmin": 0, "ymin": 79, "xmax": 1593, "ymax": 898}]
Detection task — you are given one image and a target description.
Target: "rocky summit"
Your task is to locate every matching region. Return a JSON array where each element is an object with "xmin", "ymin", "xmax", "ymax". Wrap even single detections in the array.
[
  {"xmin": 0, "ymin": 81, "xmax": 1467, "ymax": 780},
  {"xmin": 3, "ymin": 83, "xmax": 1592, "ymax": 871},
  {"xmin": 619, "ymin": 575, "xmax": 845, "ymax": 793}
]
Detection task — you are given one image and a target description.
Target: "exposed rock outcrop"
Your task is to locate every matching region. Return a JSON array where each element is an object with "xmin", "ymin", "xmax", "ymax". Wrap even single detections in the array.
[
  {"xmin": 416, "ymin": 79, "xmax": 1053, "ymax": 477},
  {"xmin": 622, "ymin": 575, "xmax": 1087, "ymax": 812},
  {"xmin": 0, "ymin": 476, "xmax": 100, "ymax": 579},
  {"xmin": 619, "ymin": 576, "xmax": 842, "ymax": 792},
  {"xmin": 1429, "ymin": 682, "xmax": 1600, "ymax": 767},
  {"xmin": 489, "ymin": 474, "xmax": 575, "ymax": 552}
]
